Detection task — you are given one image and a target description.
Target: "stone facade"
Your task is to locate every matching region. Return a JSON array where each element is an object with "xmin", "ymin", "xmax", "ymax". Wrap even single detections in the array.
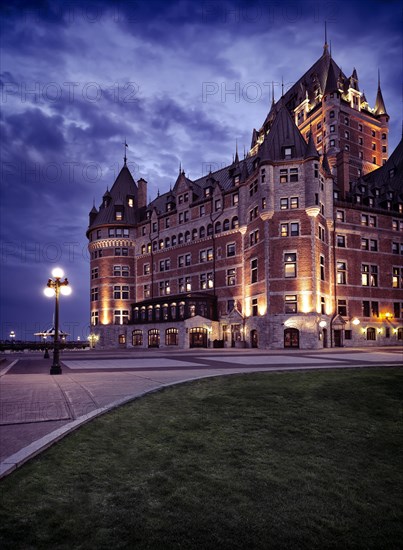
[{"xmin": 87, "ymin": 44, "xmax": 403, "ymax": 350}]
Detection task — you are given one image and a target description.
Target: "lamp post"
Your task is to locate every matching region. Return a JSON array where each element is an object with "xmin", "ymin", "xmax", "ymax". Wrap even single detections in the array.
[
  {"xmin": 44, "ymin": 267, "xmax": 71, "ymax": 375},
  {"xmin": 9, "ymin": 330, "xmax": 15, "ymax": 349}
]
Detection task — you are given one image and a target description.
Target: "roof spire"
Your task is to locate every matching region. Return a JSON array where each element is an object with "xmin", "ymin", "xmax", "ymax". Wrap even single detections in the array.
[
  {"xmin": 374, "ymin": 69, "xmax": 388, "ymax": 117},
  {"xmin": 179, "ymin": 161, "xmax": 182, "ymax": 174},
  {"xmin": 281, "ymin": 76, "xmax": 284, "ymax": 97},
  {"xmin": 271, "ymin": 81, "xmax": 275, "ymax": 106},
  {"xmin": 235, "ymin": 139, "xmax": 239, "ymax": 164},
  {"xmin": 123, "ymin": 138, "xmax": 128, "ymax": 165},
  {"xmin": 323, "ymin": 21, "xmax": 329, "ymax": 55}
]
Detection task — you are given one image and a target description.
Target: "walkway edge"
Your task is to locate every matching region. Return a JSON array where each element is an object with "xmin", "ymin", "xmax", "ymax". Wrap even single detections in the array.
[
  {"xmin": 0, "ymin": 359, "xmax": 19, "ymax": 377},
  {"xmin": 1, "ymin": 364, "xmax": 401, "ymax": 479},
  {"xmin": 0, "ymin": 372, "xmax": 224, "ymax": 479}
]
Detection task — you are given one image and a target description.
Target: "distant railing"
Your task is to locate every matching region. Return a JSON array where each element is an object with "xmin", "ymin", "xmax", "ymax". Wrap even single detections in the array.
[{"xmin": 0, "ymin": 341, "xmax": 90, "ymax": 352}]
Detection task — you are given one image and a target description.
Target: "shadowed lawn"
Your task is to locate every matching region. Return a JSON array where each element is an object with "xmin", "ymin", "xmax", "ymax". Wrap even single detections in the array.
[{"xmin": 0, "ymin": 368, "xmax": 402, "ymax": 549}]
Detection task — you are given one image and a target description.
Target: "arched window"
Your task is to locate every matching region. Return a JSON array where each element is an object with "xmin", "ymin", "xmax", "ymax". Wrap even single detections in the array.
[
  {"xmin": 147, "ymin": 306, "xmax": 153, "ymax": 321},
  {"xmin": 165, "ymin": 237, "xmax": 170, "ymax": 248},
  {"xmin": 231, "ymin": 216, "xmax": 239, "ymax": 229},
  {"xmin": 162, "ymin": 303, "xmax": 169, "ymax": 320},
  {"xmin": 223, "ymin": 219, "xmax": 230, "ymax": 231},
  {"xmin": 215, "ymin": 221, "xmax": 221, "ymax": 234},
  {"xmin": 132, "ymin": 330, "xmax": 143, "ymax": 346},
  {"xmin": 159, "ymin": 239, "xmax": 164, "ymax": 249},
  {"xmin": 141, "ymin": 245, "xmax": 145, "ymax": 254},
  {"xmin": 199, "ymin": 226, "xmax": 205, "ymax": 238},
  {"xmin": 165, "ymin": 328, "xmax": 179, "ymax": 346},
  {"xmin": 148, "ymin": 329, "xmax": 160, "ymax": 348},
  {"xmin": 171, "ymin": 235, "xmax": 177, "ymax": 246},
  {"xmin": 178, "ymin": 233, "xmax": 184, "ymax": 244},
  {"xmin": 366, "ymin": 327, "xmax": 376, "ymax": 341},
  {"xmin": 207, "ymin": 224, "xmax": 213, "ymax": 236},
  {"xmin": 192, "ymin": 228, "xmax": 198, "ymax": 240},
  {"xmin": 185, "ymin": 231, "xmax": 190, "ymax": 242}
]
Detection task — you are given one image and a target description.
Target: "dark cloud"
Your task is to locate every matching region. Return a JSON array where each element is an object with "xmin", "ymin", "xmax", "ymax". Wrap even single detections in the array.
[{"xmin": 0, "ymin": 0, "xmax": 401, "ymax": 338}]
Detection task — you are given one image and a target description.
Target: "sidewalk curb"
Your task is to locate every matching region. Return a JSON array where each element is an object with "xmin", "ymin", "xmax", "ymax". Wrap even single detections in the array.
[
  {"xmin": 0, "ymin": 372, "xmax": 223, "ymax": 479},
  {"xmin": 0, "ymin": 359, "xmax": 19, "ymax": 377},
  {"xmin": 0, "ymin": 363, "xmax": 401, "ymax": 479}
]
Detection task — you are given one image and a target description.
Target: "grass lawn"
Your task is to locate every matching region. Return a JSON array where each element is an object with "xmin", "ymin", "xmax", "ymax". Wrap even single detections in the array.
[{"xmin": 0, "ymin": 368, "xmax": 402, "ymax": 549}]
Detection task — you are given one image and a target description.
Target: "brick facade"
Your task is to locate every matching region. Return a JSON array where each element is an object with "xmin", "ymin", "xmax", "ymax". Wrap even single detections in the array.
[{"xmin": 87, "ymin": 45, "xmax": 403, "ymax": 350}]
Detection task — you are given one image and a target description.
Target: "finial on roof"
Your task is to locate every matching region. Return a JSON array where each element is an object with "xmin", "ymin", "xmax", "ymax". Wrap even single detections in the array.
[
  {"xmin": 271, "ymin": 81, "xmax": 275, "ymax": 106},
  {"xmin": 179, "ymin": 162, "xmax": 182, "ymax": 174},
  {"xmin": 157, "ymin": 189, "xmax": 160, "ymax": 197},
  {"xmin": 235, "ymin": 139, "xmax": 239, "ymax": 164},
  {"xmin": 281, "ymin": 77, "xmax": 284, "ymax": 97},
  {"xmin": 123, "ymin": 138, "xmax": 128, "ymax": 165},
  {"xmin": 323, "ymin": 21, "xmax": 329, "ymax": 55}
]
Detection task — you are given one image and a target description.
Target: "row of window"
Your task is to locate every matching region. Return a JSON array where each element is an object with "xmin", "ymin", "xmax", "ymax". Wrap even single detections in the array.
[{"xmin": 140, "ymin": 217, "xmax": 239, "ymax": 254}]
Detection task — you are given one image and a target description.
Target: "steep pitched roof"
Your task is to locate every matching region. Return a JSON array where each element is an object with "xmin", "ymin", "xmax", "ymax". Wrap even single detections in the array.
[
  {"xmin": 259, "ymin": 104, "xmax": 310, "ymax": 161},
  {"xmin": 89, "ymin": 165, "xmax": 138, "ymax": 227},
  {"xmin": 304, "ymin": 131, "xmax": 319, "ymax": 159},
  {"xmin": 352, "ymin": 138, "xmax": 403, "ymax": 207},
  {"xmin": 374, "ymin": 84, "xmax": 388, "ymax": 116}
]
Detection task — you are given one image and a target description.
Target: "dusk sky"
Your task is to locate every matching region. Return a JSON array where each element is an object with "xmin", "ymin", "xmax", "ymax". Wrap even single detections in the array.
[{"xmin": 1, "ymin": 0, "xmax": 402, "ymax": 341}]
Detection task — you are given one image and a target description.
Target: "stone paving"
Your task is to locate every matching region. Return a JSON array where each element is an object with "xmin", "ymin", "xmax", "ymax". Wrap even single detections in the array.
[{"xmin": 0, "ymin": 347, "xmax": 401, "ymax": 479}]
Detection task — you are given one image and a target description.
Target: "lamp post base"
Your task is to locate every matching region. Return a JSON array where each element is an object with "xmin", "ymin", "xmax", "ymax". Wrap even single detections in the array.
[{"xmin": 50, "ymin": 365, "xmax": 62, "ymax": 375}]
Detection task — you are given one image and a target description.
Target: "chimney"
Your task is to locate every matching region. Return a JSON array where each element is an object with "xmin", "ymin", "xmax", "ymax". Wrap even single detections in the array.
[{"xmin": 137, "ymin": 178, "xmax": 147, "ymax": 208}]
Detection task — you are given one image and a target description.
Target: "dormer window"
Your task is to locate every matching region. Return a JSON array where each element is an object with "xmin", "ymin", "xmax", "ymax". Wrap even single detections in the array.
[
  {"xmin": 127, "ymin": 197, "xmax": 134, "ymax": 208},
  {"xmin": 204, "ymin": 187, "xmax": 212, "ymax": 197},
  {"xmin": 115, "ymin": 210, "xmax": 123, "ymax": 221},
  {"xmin": 283, "ymin": 147, "xmax": 292, "ymax": 160},
  {"xmin": 234, "ymin": 176, "xmax": 240, "ymax": 185},
  {"xmin": 389, "ymin": 168, "xmax": 396, "ymax": 179}
]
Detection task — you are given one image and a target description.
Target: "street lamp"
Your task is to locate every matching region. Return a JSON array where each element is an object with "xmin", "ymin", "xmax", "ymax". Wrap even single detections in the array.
[
  {"xmin": 9, "ymin": 330, "xmax": 15, "ymax": 349},
  {"xmin": 44, "ymin": 267, "xmax": 71, "ymax": 375}
]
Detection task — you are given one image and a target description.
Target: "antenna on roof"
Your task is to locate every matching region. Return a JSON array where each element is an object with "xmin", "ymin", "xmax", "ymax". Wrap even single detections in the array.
[
  {"xmin": 271, "ymin": 81, "xmax": 275, "ymax": 106},
  {"xmin": 123, "ymin": 138, "xmax": 128, "ymax": 165},
  {"xmin": 281, "ymin": 77, "xmax": 284, "ymax": 97}
]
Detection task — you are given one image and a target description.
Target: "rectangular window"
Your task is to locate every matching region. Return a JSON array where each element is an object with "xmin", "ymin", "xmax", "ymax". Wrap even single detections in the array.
[
  {"xmin": 337, "ymin": 299, "xmax": 347, "ymax": 316},
  {"xmin": 249, "ymin": 229, "xmax": 259, "ymax": 246},
  {"xmin": 232, "ymin": 193, "xmax": 239, "ymax": 205},
  {"xmin": 249, "ymin": 180, "xmax": 258, "ymax": 196},
  {"xmin": 91, "ymin": 311, "xmax": 99, "ymax": 325},
  {"xmin": 114, "ymin": 310, "xmax": 129, "ymax": 325},
  {"xmin": 280, "ymin": 169, "xmax": 288, "ymax": 183},
  {"xmin": 336, "ymin": 210, "xmax": 345, "ymax": 222},
  {"xmin": 91, "ymin": 287, "xmax": 98, "ymax": 301},
  {"xmin": 144, "ymin": 263, "xmax": 150, "ymax": 275},
  {"xmin": 394, "ymin": 302, "xmax": 403, "ymax": 318},
  {"xmin": 362, "ymin": 301, "xmax": 370, "ymax": 317},
  {"xmin": 337, "ymin": 261, "xmax": 347, "ymax": 284},
  {"xmin": 227, "ymin": 243, "xmax": 236, "ymax": 257},
  {"xmin": 91, "ymin": 267, "xmax": 99, "ymax": 279},
  {"xmin": 320, "ymin": 255, "xmax": 325, "ymax": 281},
  {"xmin": 226, "ymin": 268, "xmax": 236, "ymax": 286},
  {"xmin": 251, "ymin": 258, "xmax": 258, "ymax": 283},
  {"xmin": 144, "ymin": 284, "xmax": 150, "ymax": 298},
  {"xmin": 290, "ymin": 197, "xmax": 299, "ymax": 209},
  {"xmin": 336, "ymin": 235, "xmax": 346, "ymax": 247},
  {"xmin": 280, "ymin": 198, "xmax": 288, "ymax": 210},
  {"xmin": 252, "ymin": 298, "xmax": 258, "ymax": 316},
  {"xmin": 200, "ymin": 249, "xmax": 207, "ymax": 263},
  {"xmin": 289, "ymin": 168, "xmax": 298, "ymax": 182},
  {"xmin": 285, "ymin": 294, "xmax": 297, "ymax": 313},
  {"xmin": 284, "ymin": 253, "xmax": 297, "ymax": 278},
  {"xmin": 393, "ymin": 267, "xmax": 403, "ymax": 288}
]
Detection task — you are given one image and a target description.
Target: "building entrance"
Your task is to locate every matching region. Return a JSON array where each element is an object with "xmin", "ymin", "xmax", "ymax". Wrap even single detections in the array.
[{"xmin": 189, "ymin": 327, "xmax": 208, "ymax": 348}]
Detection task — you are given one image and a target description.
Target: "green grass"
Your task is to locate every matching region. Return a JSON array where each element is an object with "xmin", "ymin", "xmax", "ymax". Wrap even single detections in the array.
[{"xmin": 1, "ymin": 368, "xmax": 402, "ymax": 549}]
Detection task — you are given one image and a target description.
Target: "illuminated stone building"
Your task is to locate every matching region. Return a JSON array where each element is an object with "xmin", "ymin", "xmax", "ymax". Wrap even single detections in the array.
[{"xmin": 87, "ymin": 42, "xmax": 403, "ymax": 349}]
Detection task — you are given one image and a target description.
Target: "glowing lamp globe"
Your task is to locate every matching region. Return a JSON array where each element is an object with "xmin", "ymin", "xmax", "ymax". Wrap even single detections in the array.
[
  {"xmin": 52, "ymin": 267, "xmax": 64, "ymax": 279},
  {"xmin": 60, "ymin": 286, "xmax": 72, "ymax": 296},
  {"xmin": 44, "ymin": 287, "xmax": 55, "ymax": 297}
]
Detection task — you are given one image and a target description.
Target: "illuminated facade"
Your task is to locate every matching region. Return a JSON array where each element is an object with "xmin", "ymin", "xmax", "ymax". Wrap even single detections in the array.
[{"xmin": 87, "ymin": 43, "xmax": 403, "ymax": 349}]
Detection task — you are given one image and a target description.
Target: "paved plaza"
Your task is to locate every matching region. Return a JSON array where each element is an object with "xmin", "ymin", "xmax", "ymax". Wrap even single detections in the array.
[{"xmin": 0, "ymin": 347, "xmax": 402, "ymax": 479}]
